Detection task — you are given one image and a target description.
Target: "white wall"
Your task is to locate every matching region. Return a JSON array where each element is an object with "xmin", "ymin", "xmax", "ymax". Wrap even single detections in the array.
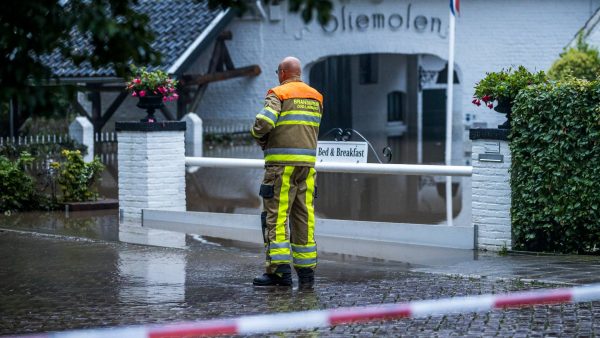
[{"xmin": 191, "ymin": 0, "xmax": 598, "ymax": 129}]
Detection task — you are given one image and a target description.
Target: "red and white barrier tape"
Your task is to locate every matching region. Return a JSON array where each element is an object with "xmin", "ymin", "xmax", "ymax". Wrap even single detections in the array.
[{"xmin": 11, "ymin": 283, "xmax": 600, "ymax": 338}]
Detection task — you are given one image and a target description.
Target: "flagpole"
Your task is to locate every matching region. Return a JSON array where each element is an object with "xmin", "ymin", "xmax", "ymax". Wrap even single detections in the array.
[{"xmin": 445, "ymin": 7, "xmax": 456, "ymax": 226}]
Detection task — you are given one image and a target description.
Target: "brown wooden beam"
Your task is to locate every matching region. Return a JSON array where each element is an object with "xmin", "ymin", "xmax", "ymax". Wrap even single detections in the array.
[
  {"xmin": 217, "ymin": 31, "xmax": 232, "ymax": 41},
  {"xmin": 159, "ymin": 106, "xmax": 175, "ymax": 121},
  {"xmin": 89, "ymin": 88, "xmax": 102, "ymax": 134},
  {"xmin": 181, "ymin": 65, "xmax": 262, "ymax": 87},
  {"xmin": 75, "ymin": 85, "xmax": 126, "ymax": 92},
  {"xmin": 99, "ymin": 91, "xmax": 129, "ymax": 129},
  {"xmin": 72, "ymin": 98, "xmax": 91, "ymax": 120}
]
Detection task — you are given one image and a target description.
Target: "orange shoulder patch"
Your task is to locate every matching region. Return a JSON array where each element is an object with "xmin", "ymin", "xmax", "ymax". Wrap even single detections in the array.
[{"xmin": 270, "ymin": 82, "xmax": 323, "ymax": 104}]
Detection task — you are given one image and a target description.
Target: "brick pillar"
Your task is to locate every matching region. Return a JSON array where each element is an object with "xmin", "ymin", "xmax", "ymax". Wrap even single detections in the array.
[
  {"xmin": 469, "ymin": 129, "xmax": 511, "ymax": 251},
  {"xmin": 116, "ymin": 122, "xmax": 186, "ymax": 227}
]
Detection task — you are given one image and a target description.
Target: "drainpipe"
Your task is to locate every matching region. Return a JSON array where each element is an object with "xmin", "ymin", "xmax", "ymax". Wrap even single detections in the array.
[{"xmin": 256, "ymin": 0, "xmax": 267, "ymax": 20}]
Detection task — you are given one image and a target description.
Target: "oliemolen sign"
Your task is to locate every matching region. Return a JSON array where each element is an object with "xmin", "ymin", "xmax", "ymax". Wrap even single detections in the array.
[{"xmin": 317, "ymin": 141, "xmax": 368, "ymax": 163}]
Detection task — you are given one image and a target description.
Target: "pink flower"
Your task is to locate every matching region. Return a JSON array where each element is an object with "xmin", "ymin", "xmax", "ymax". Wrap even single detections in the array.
[
  {"xmin": 132, "ymin": 91, "xmax": 137, "ymax": 97},
  {"xmin": 139, "ymin": 90, "xmax": 146, "ymax": 97},
  {"xmin": 169, "ymin": 96, "xmax": 175, "ymax": 102},
  {"xmin": 163, "ymin": 96, "xmax": 168, "ymax": 102},
  {"xmin": 169, "ymin": 87, "xmax": 176, "ymax": 92},
  {"xmin": 487, "ymin": 103, "xmax": 493, "ymax": 109},
  {"xmin": 173, "ymin": 93, "xmax": 179, "ymax": 99},
  {"xmin": 482, "ymin": 95, "xmax": 491, "ymax": 103},
  {"xmin": 134, "ymin": 78, "xmax": 141, "ymax": 84}
]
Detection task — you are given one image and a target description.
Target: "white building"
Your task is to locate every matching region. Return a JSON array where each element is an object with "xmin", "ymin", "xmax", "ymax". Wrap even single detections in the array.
[{"xmin": 55, "ymin": 0, "xmax": 600, "ymax": 224}]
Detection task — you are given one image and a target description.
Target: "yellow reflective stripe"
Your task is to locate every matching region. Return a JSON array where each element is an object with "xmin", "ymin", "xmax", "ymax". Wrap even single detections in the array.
[
  {"xmin": 276, "ymin": 166, "xmax": 294, "ymax": 242},
  {"xmin": 275, "ymin": 121, "xmax": 319, "ymax": 127},
  {"xmin": 292, "ymin": 251, "xmax": 317, "ymax": 259},
  {"xmin": 264, "ymin": 106, "xmax": 280, "ymax": 116},
  {"xmin": 256, "ymin": 114, "xmax": 276, "ymax": 128},
  {"xmin": 280, "ymin": 110, "xmax": 321, "ymax": 117},
  {"xmin": 306, "ymin": 168, "xmax": 316, "ymax": 245},
  {"xmin": 294, "ymin": 263, "xmax": 316, "ymax": 268},
  {"xmin": 269, "ymin": 248, "xmax": 291, "ymax": 256},
  {"xmin": 265, "ymin": 154, "xmax": 316, "ymax": 163},
  {"xmin": 250, "ymin": 127, "xmax": 259, "ymax": 138}
]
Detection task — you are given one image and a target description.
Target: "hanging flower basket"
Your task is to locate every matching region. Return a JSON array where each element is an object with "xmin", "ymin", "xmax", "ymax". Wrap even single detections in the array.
[{"xmin": 126, "ymin": 65, "xmax": 179, "ymax": 122}]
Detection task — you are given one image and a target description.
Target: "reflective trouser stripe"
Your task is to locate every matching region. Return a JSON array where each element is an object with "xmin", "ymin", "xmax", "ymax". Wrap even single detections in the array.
[
  {"xmin": 293, "ymin": 258, "xmax": 317, "ymax": 266},
  {"xmin": 306, "ymin": 168, "xmax": 316, "ymax": 246},
  {"xmin": 268, "ymin": 242, "xmax": 291, "ymax": 263},
  {"xmin": 275, "ymin": 166, "xmax": 294, "ymax": 243},
  {"xmin": 292, "ymin": 245, "xmax": 317, "ymax": 267},
  {"xmin": 291, "ymin": 244, "xmax": 317, "ymax": 253}
]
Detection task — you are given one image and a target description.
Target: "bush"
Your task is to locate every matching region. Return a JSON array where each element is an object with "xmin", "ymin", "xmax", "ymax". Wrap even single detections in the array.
[
  {"xmin": 548, "ymin": 35, "xmax": 600, "ymax": 82},
  {"xmin": 55, "ymin": 150, "xmax": 105, "ymax": 203},
  {"xmin": 0, "ymin": 152, "xmax": 39, "ymax": 213},
  {"xmin": 0, "ymin": 139, "xmax": 86, "ymax": 161},
  {"xmin": 473, "ymin": 66, "xmax": 547, "ymax": 108},
  {"xmin": 510, "ymin": 78, "xmax": 600, "ymax": 253}
]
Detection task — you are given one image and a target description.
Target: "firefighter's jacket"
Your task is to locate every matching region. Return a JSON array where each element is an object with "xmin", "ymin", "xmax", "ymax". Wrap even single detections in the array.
[{"xmin": 251, "ymin": 79, "xmax": 323, "ymax": 167}]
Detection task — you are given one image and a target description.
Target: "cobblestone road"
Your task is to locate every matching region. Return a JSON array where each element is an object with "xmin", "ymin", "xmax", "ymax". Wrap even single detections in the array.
[{"xmin": 1, "ymin": 230, "xmax": 600, "ymax": 337}]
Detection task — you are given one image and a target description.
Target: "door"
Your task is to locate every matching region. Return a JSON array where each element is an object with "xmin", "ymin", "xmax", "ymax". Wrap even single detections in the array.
[{"xmin": 309, "ymin": 56, "xmax": 352, "ymax": 135}]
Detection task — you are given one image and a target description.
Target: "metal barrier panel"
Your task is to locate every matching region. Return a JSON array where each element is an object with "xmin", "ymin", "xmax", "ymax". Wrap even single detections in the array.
[
  {"xmin": 185, "ymin": 157, "xmax": 473, "ymax": 177},
  {"xmin": 142, "ymin": 210, "xmax": 475, "ymax": 253}
]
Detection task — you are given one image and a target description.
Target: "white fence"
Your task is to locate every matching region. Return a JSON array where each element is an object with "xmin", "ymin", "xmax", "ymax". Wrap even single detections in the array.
[
  {"xmin": 203, "ymin": 121, "xmax": 251, "ymax": 135},
  {"xmin": 0, "ymin": 132, "xmax": 120, "ymax": 146},
  {"xmin": 0, "ymin": 134, "xmax": 71, "ymax": 146}
]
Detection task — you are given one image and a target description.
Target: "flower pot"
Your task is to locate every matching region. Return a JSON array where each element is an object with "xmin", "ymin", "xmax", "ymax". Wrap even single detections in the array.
[
  {"xmin": 136, "ymin": 95, "xmax": 164, "ymax": 122},
  {"xmin": 494, "ymin": 97, "xmax": 512, "ymax": 129}
]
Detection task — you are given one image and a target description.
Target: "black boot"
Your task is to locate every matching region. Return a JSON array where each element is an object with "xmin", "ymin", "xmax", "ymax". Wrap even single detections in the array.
[
  {"xmin": 252, "ymin": 273, "xmax": 292, "ymax": 286},
  {"xmin": 296, "ymin": 267, "xmax": 315, "ymax": 288}
]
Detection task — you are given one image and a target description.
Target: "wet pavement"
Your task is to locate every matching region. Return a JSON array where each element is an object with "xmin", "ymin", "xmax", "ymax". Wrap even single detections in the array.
[{"xmin": 1, "ymin": 212, "xmax": 600, "ymax": 337}]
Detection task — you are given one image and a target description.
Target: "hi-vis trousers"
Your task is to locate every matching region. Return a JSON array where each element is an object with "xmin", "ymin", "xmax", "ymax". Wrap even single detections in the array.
[{"xmin": 259, "ymin": 165, "xmax": 317, "ymax": 274}]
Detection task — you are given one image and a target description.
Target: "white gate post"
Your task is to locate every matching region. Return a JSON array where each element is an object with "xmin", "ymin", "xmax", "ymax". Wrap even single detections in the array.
[
  {"xmin": 68, "ymin": 116, "xmax": 94, "ymax": 162},
  {"xmin": 181, "ymin": 113, "xmax": 203, "ymax": 157},
  {"xmin": 469, "ymin": 129, "xmax": 512, "ymax": 251},
  {"xmin": 116, "ymin": 121, "xmax": 187, "ymax": 247}
]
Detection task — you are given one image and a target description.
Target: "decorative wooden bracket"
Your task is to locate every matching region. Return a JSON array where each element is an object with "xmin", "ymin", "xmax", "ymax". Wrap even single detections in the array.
[{"xmin": 178, "ymin": 31, "xmax": 262, "ymax": 118}]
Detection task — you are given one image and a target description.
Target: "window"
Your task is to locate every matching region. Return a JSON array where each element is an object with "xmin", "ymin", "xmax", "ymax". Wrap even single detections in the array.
[
  {"xmin": 387, "ymin": 91, "xmax": 405, "ymax": 122},
  {"xmin": 359, "ymin": 54, "xmax": 378, "ymax": 84}
]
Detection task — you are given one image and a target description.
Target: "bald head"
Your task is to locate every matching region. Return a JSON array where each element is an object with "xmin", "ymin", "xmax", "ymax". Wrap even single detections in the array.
[{"xmin": 277, "ymin": 56, "xmax": 302, "ymax": 83}]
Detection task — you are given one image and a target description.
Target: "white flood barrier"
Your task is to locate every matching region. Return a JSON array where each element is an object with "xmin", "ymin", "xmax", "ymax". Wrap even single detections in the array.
[{"xmin": 141, "ymin": 157, "xmax": 474, "ymax": 261}]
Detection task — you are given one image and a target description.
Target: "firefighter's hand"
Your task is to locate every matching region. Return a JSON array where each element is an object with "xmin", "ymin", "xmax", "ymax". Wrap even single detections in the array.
[{"xmin": 258, "ymin": 135, "xmax": 269, "ymax": 150}]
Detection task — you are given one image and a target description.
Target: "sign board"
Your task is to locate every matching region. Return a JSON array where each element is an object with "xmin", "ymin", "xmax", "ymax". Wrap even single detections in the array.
[
  {"xmin": 484, "ymin": 141, "xmax": 500, "ymax": 154},
  {"xmin": 317, "ymin": 141, "xmax": 368, "ymax": 163}
]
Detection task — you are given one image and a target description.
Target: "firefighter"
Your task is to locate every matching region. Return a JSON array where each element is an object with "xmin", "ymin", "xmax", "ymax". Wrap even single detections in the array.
[{"xmin": 251, "ymin": 56, "xmax": 323, "ymax": 287}]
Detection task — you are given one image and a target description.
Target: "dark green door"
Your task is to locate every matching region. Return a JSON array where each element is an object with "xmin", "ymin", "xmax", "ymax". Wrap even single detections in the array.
[
  {"xmin": 309, "ymin": 56, "xmax": 352, "ymax": 136},
  {"xmin": 422, "ymin": 89, "xmax": 446, "ymax": 164}
]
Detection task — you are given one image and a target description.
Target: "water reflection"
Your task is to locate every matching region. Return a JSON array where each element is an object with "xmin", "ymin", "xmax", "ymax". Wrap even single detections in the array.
[
  {"xmin": 0, "ymin": 209, "xmax": 118, "ymax": 241},
  {"xmin": 118, "ymin": 249, "xmax": 186, "ymax": 304}
]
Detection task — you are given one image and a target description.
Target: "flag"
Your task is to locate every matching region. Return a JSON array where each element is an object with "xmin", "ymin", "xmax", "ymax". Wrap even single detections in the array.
[{"xmin": 450, "ymin": 0, "xmax": 460, "ymax": 16}]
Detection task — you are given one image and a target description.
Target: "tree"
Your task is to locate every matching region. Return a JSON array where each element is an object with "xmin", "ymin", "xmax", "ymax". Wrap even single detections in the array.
[
  {"xmin": 0, "ymin": 0, "xmax": 160, "ymax": 116},
  {"xmin": 548, "ymin": 34, "xmax": 600, "ymax": 82},
  {"xmin": 0, "ymin": 0, "xmax": 332, "ymax": 132}
]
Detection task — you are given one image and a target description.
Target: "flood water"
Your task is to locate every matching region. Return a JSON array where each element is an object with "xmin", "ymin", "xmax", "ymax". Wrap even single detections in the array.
[{"xmin": 98, "ymin": 142, "xmax": 465, "ymax": 225}]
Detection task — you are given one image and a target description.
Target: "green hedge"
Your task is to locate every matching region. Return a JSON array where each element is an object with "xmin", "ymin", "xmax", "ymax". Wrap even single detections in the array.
[{"xmin": 510, "ymin": 79, "xmax": 600, "ymax": 253}]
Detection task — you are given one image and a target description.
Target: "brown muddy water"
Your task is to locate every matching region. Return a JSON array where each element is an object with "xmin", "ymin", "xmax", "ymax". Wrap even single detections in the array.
[{"xmin": 97, "ymin": 143, "xmax": 464, "ymax": 225}]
